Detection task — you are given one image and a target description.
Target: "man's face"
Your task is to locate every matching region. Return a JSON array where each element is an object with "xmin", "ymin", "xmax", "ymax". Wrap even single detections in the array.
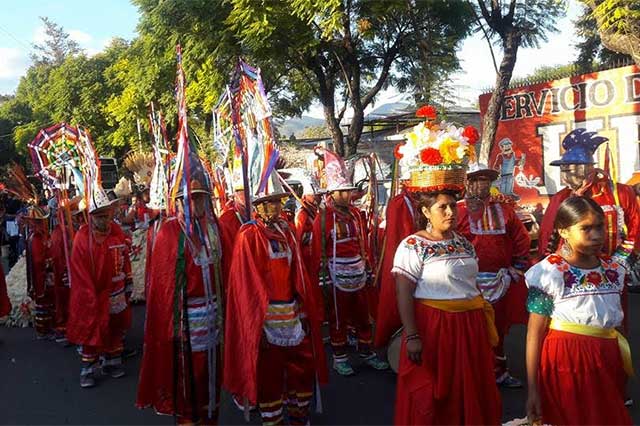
[
  {"xmin": 191, "ymin": 193, "xmax": 209, "ymax": 218},
  {"xmin": 560, "ymin": 164, "xmax": 594, "ymax": 191},
  {"xmin": 466, "ymin": 176, "xmax": 493, "ymax": 200},
  {"xmin": 331, "ymin": 190, "xmax": 352, "ymax": 207},
  {"xmin": 142, "ymin": 189, "xmax": 150, "ymax": 203},
  {"xmin": 500, "ymin": 143, "xmax": 513, "ymax": 155},
  {"xmin": 91, "ymin": 207, "xmax": 114, "ymax": 233},
  {"xmin": 256, "ymin": 199, "xmax": 282, "ymax": 223}
]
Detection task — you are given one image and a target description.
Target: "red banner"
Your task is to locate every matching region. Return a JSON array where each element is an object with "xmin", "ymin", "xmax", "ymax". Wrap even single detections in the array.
[{"xmin": 479, "ymin": 64, "xmax": 640, "ymax": 208}]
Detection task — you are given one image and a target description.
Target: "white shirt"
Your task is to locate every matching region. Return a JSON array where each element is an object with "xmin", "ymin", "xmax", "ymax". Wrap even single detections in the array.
[
  {"xmin": 525, "ymin": 254, "xmax": 625, "ymax": 328},
  {"xmin": 392, "ymin": 233, "xmax": 480, "ymax": 300}
]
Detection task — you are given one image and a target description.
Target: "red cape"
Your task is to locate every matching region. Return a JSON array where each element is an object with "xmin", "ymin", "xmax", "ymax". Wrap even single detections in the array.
[
  {"xmin": 136, "ymin": 217, "xmax": 223, "ymax": 416},
  {"xmin": 218, "ymin": 205, "xmax": 244, "ymax": 292},
  {"xmin": 0, "ymin": 263, "xmax": 10, "ymax": 317},
  {"xmin": 26, "ymin": 230, "xmax": 50, "ymax": 298},
  {"xmin": 374, "ymin": 192, "xmax": 416, "ymax": 347},
  {"xmin": 223, "ymin": 220, "xmax": 328, "ymax": 405},
  {"xmin": 67, "ymin": 223, "xmax": 132, "ymax": 346}
]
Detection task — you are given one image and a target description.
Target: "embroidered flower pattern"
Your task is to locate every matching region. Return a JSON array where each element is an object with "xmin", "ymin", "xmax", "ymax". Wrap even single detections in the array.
[
  {"xmin": 585, "ymin": 271, "xmax": 603, "ymax": 286},
  {"xmin": 548, "ymin": 254, "xmax": 564, "ymax": 265},
  {"xmin": 605, "ymin": 269, "xmax": 619, "ymax": 283},
  {"xmin": 403, "ymin": 234, "xmax": 474, "ymax": 261},
  {"xmin": 563, "ymin": 271, "xmax": 577, "ymax": 289}
]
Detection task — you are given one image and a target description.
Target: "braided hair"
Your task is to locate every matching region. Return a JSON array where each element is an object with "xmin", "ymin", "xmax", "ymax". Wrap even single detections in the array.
[{"xmin": 544, "ymin": 196, "xmax": 604, "ymax": 256}]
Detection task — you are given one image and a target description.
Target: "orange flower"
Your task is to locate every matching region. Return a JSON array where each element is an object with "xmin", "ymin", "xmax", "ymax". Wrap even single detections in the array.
[
  {"xmin": 416, "ymin": 105, "xmax": 437, "ymax": 119},
  {"xmin": 420, "ymin": 148, "xmax": 443, "ymax": 165}
]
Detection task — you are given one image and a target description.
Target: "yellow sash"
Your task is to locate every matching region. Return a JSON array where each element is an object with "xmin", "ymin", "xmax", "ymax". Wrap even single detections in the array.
[
  {"xmin": 550, "ymin": 319, "xmax": 634, "ymax": 377},
  {"xmin": 417, "ymin": 295, "xmax": 498, "ymax": 347}
]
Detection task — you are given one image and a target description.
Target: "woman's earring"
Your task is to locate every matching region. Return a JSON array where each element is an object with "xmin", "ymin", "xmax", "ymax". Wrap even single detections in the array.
[
  {"xmin": 425, "ymin": 221, "xmax": 433, "ymax": 233},
  {"xmin": 560, "ymin": 239, "xmax": 573, "ymax": 258}
]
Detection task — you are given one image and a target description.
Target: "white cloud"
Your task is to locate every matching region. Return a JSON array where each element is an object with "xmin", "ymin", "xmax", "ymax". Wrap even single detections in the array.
[
  {"xmin": 68, "ymin": 29, "xmax": 93, "ymax": 46},
  {"xmin": 0, "ymin": 47, "xmax": 29, "ymax": 80}
]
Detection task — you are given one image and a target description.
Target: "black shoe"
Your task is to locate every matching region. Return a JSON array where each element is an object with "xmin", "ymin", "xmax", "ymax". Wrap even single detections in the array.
[{"xmin": 122, "ymin": 347, "xmax": 138, "ymax": 359}]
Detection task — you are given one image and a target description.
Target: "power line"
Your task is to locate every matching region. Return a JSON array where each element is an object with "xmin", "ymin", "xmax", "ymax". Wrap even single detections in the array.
[{"xmin": 0, "ymin": 24, "xmax": 33, "ymax": 52}]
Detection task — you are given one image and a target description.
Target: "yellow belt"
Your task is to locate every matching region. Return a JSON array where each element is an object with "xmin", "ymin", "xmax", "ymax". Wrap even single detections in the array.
[
  {"xmin": 550, "ymin": 319, "xmax": 634, "ymax": 377},
  {"xmin": 417, "ymin": 295, "xmax": 498, "ymax": 347}
]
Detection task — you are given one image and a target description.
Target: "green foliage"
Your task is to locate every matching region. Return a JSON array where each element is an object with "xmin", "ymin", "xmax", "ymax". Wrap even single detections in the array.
[
  {"xmin": 591, "ymin": 0, "xmax": 640, "ymax": 33},
  {"xmin": 299, "ymin": 125, "xmax": 331, "ymax": 139}
]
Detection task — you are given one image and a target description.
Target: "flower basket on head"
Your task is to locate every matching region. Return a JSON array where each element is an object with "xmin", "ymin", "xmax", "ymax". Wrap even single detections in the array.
[{"xmin": 396, "ymin": 105, "xmax": 479, "ymax": 194}]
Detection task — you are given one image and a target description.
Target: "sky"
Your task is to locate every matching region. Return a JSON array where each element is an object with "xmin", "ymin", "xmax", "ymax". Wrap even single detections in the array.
[{"xmin": 0, "ymin": 0, "xmax": 583, "ymax": 115}]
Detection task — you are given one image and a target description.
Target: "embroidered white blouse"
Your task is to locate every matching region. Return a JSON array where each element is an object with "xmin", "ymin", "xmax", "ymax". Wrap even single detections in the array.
[
  {"xmin": 525, "ymin": 254, "xmax": 625, "ymax": 328},
  {"xmin": 392, "ymin": 233, "xmax": 480, "ymax": 300}
]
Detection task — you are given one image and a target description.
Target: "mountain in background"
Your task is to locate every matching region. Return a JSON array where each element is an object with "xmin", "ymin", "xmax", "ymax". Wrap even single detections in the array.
[{"xmin": 275, "ymin": 116, "xmax": 325, "ymax": 138}]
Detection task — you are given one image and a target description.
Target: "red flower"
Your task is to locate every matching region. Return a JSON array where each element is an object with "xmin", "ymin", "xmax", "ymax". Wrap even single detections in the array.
[
  {"xmin": 394, "ymin": 143, "xmax": 404, "ymax": 160},
  {"xmin": 416, "ymin": 105, "xmax": 437, "ymax": 119},
  {"xmin": 586, "ymin": 271, "xmax": 603, "ymax": 286},
  {"xmin": 420, "ymin": 148, "xmax": 443, "ymax": 165},
  {"xmin": 462, "ymin": 126, "xmax": 480, "ymax": 145},
  {"xmin": 406, "ymin": 237, "xmax": 417, "ymax": 245}
]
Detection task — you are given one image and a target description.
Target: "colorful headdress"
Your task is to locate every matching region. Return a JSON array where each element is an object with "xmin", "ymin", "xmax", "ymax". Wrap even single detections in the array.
[
  {"xmin": 123, "ymin": 151, "xmax": 154, "ymax": 190},
  {"xmin": 147, "ymin": 104, "xmax": 170, "ymax": 210},
  {"xmin": 3, "ymin": 163, "xmax": 39, "ymax": 205},
  {"xmin": 549, "ymin": 129, "xmax": 608, "ymax": 166},
  {"xmin": 319, "ymin": 148, "xmax": 356, "ymax": 192},
  {"xmin": 396, "ymin": 106, "xmax": 478, "ymax": 193}
]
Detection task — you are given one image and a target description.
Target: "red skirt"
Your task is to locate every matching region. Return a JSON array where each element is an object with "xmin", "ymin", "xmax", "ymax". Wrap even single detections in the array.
[
  {"xmin": 539, "ymin": 329, "xmax": 631, "ymax": 425},
  {"xmin": 394, "ymin": 303, "xmax": 501, "ymax": 425}
]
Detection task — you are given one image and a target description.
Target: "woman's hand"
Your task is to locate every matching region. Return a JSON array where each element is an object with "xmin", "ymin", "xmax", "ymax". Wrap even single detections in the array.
[
  {"xmin": 406, "ymin": 337, "xmax": 423, "ymax": 365},
  {"xmin": 526, "ymin": 389, "xmax": 542, "ymax": 425}
]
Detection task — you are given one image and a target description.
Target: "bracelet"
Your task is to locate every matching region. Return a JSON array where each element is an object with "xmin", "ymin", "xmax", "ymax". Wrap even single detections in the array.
[{"xmin": 405, "ymin": 333, "xmax": 421, "ymax": 342}]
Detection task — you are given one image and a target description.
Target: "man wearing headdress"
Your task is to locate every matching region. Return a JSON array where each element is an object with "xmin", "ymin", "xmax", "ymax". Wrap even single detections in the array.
[
  {"xmin": 67, "ymin": 186, "xmax": 132, "ymax": 388},
  {"xmin": 457, "ymin": 163, "xmax": 530, "ymax": 388},
  {"xmin": 294, "ymin": 178, "xmax": 323, "ymax": 267},
  {"xmin": 218, "ymin": 185, "xmax": 250, "ymax": 285},
  {"xmin": 224, "ymin": 172, "xmax": 328, "ymax": 425},
  {"xmin": 137, "ymin": 155, "xmax": 224, "ymax": 425},
  {"xmin": 310, "ymin": 148, "xmax": 388, "ymax": 376},
  {"xmin": 24, "ymin": 206, "xmax": 56, "ymax": 339}
]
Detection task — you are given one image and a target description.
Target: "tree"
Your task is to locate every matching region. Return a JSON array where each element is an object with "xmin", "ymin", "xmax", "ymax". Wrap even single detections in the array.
[
  {"xmin": 580, "ymin": 0, "xmax": 640, "ymax": 67},
  {"xmin": 575, "ymin": 4, "xmax": 632, "ymax": 72},
  {"xmin": 228, "ymin": 0, "xmax": 474, "ymax": 157},
  {"xmin": 474, "ymin": 0, "xmax": 566, "ymax": 164},
  {"xmin": 31, "ymin": 17, "xmax": 82, "ymax": 66}
]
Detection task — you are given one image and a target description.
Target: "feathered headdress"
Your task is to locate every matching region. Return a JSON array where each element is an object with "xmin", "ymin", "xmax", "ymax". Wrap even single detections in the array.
[{"xmin": 123, "ymin": 151, "xmax": 155, "ymax": 189}]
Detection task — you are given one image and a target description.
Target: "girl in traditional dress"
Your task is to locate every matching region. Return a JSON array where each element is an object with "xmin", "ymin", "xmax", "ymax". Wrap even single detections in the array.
[
  {"xmin": 392, "ymin": 190, "xmax": 502, "ymax": 425},
  {"xmin": 525, "ymin": 196, "xmax": 632, "ymax": 425}
]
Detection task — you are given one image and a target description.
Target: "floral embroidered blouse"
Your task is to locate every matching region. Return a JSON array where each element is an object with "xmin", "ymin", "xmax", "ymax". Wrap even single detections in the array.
[
  {"xmin": 525, "ymin": 254, "xmax": 625, "ymax": 328},
  {"xmin": 392, "ymin": 232, "xmax": 480, "ymax": 300}
]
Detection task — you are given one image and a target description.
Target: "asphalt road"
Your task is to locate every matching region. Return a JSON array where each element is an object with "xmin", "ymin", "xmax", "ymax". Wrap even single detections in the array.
[{"xmin": 2, "ymin": 296, "xmax": 640, "ymax": 425}]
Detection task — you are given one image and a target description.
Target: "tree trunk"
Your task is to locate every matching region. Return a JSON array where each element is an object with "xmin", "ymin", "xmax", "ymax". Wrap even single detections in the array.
[
  {"xmin": 347, "ymin": 107, "xmax": 364, "ymax": 157},
  {"xmin": 478, "ymin": 29, "xmax": 521, "ymax": 165}
]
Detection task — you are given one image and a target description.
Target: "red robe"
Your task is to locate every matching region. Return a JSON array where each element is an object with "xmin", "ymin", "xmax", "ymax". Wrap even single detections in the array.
[
  {"xmin": 218, "ymin": 204, "xmax": 246, "ymax": 290},
  {"xmin": 67, "ymin": 223, "xmax": 132, "ymax": 346},
  {"xmin": 137, "ymin": 217, "xmax": 223, "ymax": 418},
  {"xmin": 373, "ymin": 191, "xmax": 416, "ymax": 347},
  {"xmin": 50, "ymin": 225, "xmax": 71, "ymax": 332},
  {"xmin": 457, "ymin": 200, "xmax": 531, "ymax": 330},
  {"xmin": 224, "ymin": 220, "xmax": 328, "ymax": 405},
  {"xmin": 0, "ymin": 263, "xmax": 10, "ymax": 317},
  {"xmin": 538, "ymin": 181, "xmax": 640, "ymax": 258},
  {"xmin": 294, "ymin": 202, "xmax": 317, "ymax": 267},
  {"xmin": 26, "ymin": 228, "xmax": 50, "ymax": 300}
]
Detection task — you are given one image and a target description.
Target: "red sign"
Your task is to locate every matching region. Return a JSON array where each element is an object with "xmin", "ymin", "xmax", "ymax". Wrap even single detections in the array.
[{"xmin": 479, "ymin": 64, "xmax": 640, "ymax": 208}]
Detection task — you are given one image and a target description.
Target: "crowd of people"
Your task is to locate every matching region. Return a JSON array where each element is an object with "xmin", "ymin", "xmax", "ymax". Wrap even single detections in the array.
[{"xmin": 1, "ymin": 119, "xmax": 638, "ymax": 426}]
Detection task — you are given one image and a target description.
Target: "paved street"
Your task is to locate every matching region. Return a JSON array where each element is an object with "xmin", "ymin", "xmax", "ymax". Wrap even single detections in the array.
[{"xmin": 2, "ymin": 296, "xmax": 640, "ymax": 425}]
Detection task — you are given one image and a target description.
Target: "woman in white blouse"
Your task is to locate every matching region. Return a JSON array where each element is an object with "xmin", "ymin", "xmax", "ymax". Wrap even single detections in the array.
[
  {"xmin": 525, "ymin": 196, "xmax": 631, "ymax": 425},
  {"xmin": 392, "ymin": 190, "xmax": 501, "ymax": 425}
]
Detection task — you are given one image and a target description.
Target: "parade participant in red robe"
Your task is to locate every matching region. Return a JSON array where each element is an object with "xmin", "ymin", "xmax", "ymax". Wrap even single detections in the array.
[
  {"xmin": 67, "ymin": 186, "xmax": 132, "ymax": 388},
  {"xmin": 537, "ymin": 129, "xmax": 640, "ymax": 333},
  {"xmin": 0, "ymin": 263, "xmax": 10, "ymax": 318},
  {"xmin": 310, "ymin": 148, "xmax": 388, "ymax": 376},
  {"xmin": 24, "ymin": 206, "xmax": 55, "ymax": 339},
  {"xmin": 457, "ymin": 164, "xmax": 530, "ymax": 388},
  {"xmin": 137, "ymin": 161, "xmax": 224, "ymax": 425},
  {"xmin": 218, "ymin": 189, "xmax": 250, "ymax": 286},
  {"xmin": 49, "ymin": 199, "xmax": 85, "ymax": 344},
  {"xmin": 373, "ymin": 187, "xmax": 417, "ymax": 348},
  {"xmin": 224, "ymin": 174, "xmax": 328, "ymax": 425},
  {"xmin": 295, "ymin": 193, "xmax": 321, "ymax": 267}
]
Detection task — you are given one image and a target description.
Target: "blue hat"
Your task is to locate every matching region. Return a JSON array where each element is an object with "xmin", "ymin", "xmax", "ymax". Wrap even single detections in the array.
[{"xmin": 549, "ymin": 129, "xmax": 608, "ymax": 166}]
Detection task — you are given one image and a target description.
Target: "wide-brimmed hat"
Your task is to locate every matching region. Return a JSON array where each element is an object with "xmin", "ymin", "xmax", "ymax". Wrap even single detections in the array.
[
  {"xmin": 467, "ymin": 162, "xmax": 499, "ymax": 181},
  {"xmin": 550, "ymin": 129, "xmax": 608, "ymax": 166},
  {"xmin": 252, "ymin": 171, "xmax": 288, "ymax": 205}
]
